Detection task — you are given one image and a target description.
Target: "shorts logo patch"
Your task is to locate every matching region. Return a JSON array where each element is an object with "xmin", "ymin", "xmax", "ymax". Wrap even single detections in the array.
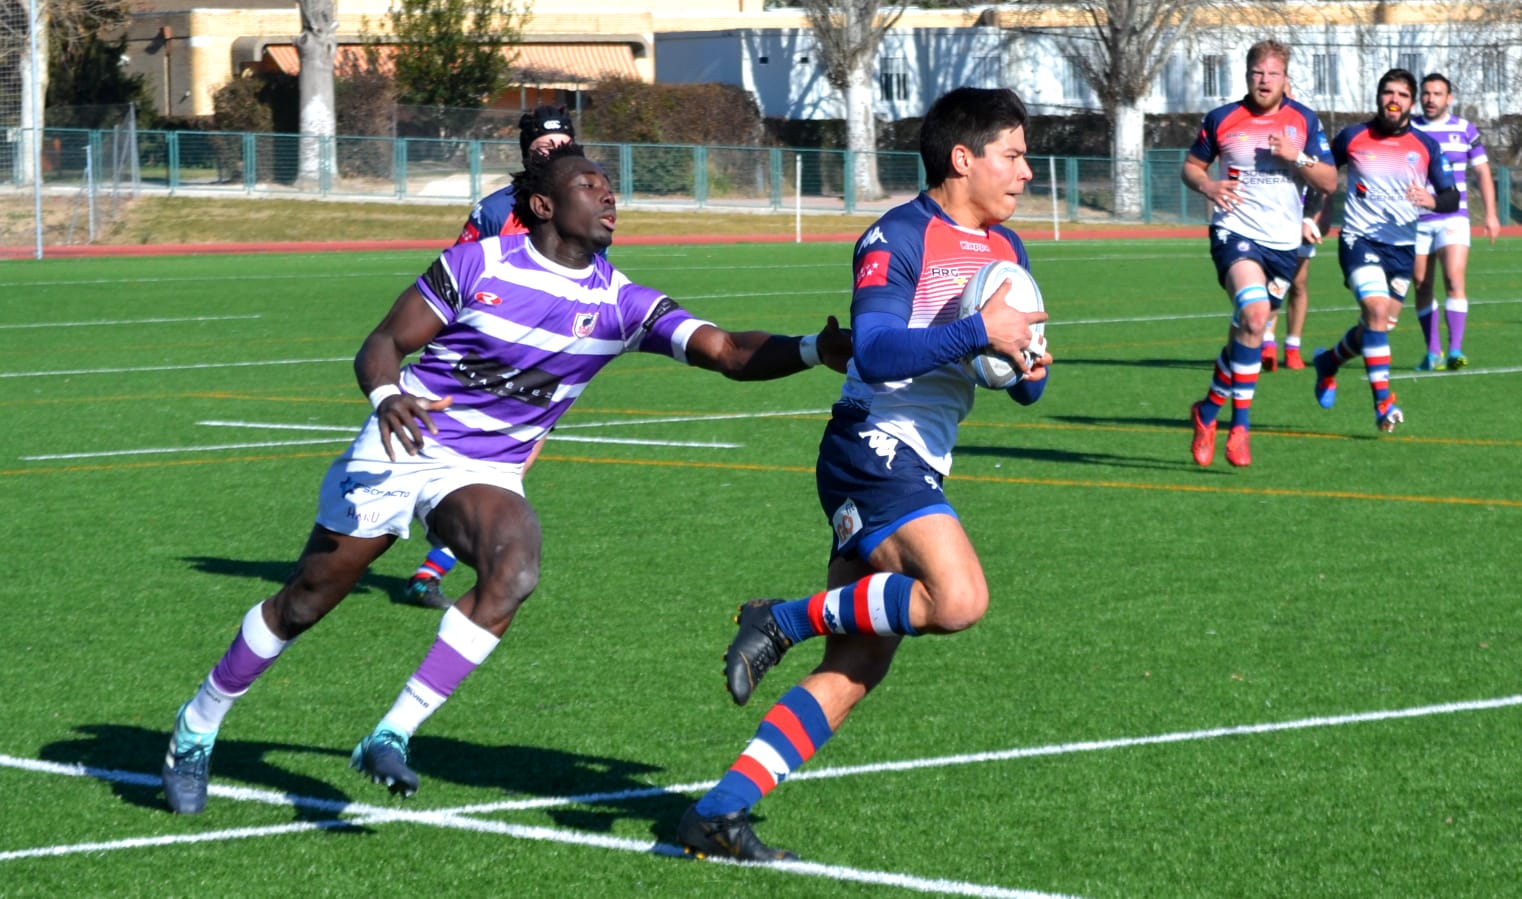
[
  {"xmin": 832, "ymin": 498, "xmax": 862, "ymax": 549},
  {"xmin": 858, "ymin": 428, "xmax": 899, "ymax": 470}
]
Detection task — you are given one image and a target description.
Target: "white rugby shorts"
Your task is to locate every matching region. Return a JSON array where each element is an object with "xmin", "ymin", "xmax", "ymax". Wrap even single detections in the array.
[
  {"xmin": 1416, "ymin": 217, "xmax": 1470, "ymax": 255},
  {"xmin": 314, "ymin": 415, "xmax": 527, "ymax": 540}
]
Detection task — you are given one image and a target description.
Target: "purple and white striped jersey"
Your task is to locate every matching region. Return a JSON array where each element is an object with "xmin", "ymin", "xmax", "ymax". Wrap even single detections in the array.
[
  {"xmin": 1412, "ymin": 114, "xmax": 1488, "ymax": 222},
  {"xmin": 399, "ymin": 232, "xmax": 711, "ymax": 464}
]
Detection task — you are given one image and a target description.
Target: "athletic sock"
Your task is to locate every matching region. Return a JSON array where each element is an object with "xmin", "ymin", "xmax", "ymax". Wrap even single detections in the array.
[
  {"xmin": 1227, "ymin": 339, "xmax": 1260, "ymax": 430},
  {"xmin": 413, "ymin": 546, "xmax": 458, "ymax": 581},
  {"xmin": 1418, "ymin": 303, "xmax": 1441, "ymax": 355},
  {"xmin": 1361, "ymin": 330, "xmax": 1393, "ymax": 407},
  {"xmin": 1445, "ymin": 297, "xmax": 1468, "ymax": 354},
  {"xmin": 186, "ymin": 602, "xmax": 292, "ymax": 733},
  {"xmin": 1329, "ymin": 326, "xmax": 1363, "ymax": 368},
  {"xmin": 1285, "ymin": 336, "xmax": 1301, "ymax": 351},
  {"xmin": 771, "ymin": 573, "xmax": 918, "ymax": 644},
  {"xmin": 694, "ymin": 686, "xmax": 834, "ymax": 817},
  {"xmin": 1197, "ymin": 348, "xmax": 1232, "ymax": 426},
  {"xmin": 377, "ymin": 605, "xmax": 499, "ymax": 737}
]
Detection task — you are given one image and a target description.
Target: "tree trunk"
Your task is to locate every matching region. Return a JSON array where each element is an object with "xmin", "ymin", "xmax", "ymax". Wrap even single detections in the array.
[
  {"xmin": 1111, "ymin": 102, "xmax": 1145, "ymax": 220},
  {"xmin": 296, "ymin": 0, "xmax": 337, "ymax": 188},
  {"xmin": 845, "ymin": 59, "xmax": 883, "ymax": 203}
]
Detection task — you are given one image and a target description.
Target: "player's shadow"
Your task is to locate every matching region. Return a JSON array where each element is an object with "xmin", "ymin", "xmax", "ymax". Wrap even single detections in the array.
[
  {"xmin": 38, "ymin": 724, "xmax": 698, "ymax": 844},
  {"xmin": 37, "ymin": 723, "xmax": 359, "ymax": 823},
  {"xmin": 180, "ymin": 556, "xmax": 425, "ymax": 608}
]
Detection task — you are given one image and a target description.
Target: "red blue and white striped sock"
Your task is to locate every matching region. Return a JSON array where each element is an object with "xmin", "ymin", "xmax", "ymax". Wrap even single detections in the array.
[
  {"xmin": 1197, "ymin": 348, "xmax": 1232, "ymax": 426},
  {"xmin": 694, "ymin": 686, "xmax": 834, "ymax": 817},
  {"xmin": 413, "ymin": 546, "xmax": 457, "ymax": 581},
  {"xmin": 772, "ymin": 573, "xmax": 918, "ymax": 644},
  {"xmin": 1360, "ymin": 331, "xmax": 1392, "ymax": 407},
  {"xmin": 1227, "ymin": 339, "xmax": 1261, "ymax": 430}
]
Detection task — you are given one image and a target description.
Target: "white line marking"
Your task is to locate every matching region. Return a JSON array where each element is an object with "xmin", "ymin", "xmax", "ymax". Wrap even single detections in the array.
[
  {"xmin": 1390, "ymin": 364, "xmax": 1522, "ymax": 381},
  {"xmin": 21, "ymin": 438, "xmax": 355, "ymax": 461},
  {"xmin": 0, "ymin": 358, "xmax": 351, "ymax": 380},
  {"xmin": 0, "ymin": 315, "xmax": 262, "ymax": 331},
  {"xmin": 0, "ymin": 821, "xmax": 357, "ymax": 861}
]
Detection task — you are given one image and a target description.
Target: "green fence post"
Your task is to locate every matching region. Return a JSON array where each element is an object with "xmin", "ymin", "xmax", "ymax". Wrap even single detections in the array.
[
  {"xmin": 694, "ymin": 145, "xmax": 708, "ymax": 208},
  {"xmin": 1065, "ymin": 157, "xmax": 1079, "ymax": 222},
  {"xmin": 242, "ymin": 133, "xmax": 256, "ymax": 191},
  {"xmin": 1498, "ymin": 166, "xmax": 1513, "ymax": 226},
  {"xmin": 769, "ymin": 147, "xmax": 783, "ymax": 210},
  {"xmin": 167, "ymin": 131, "xmax": 179, "ymax": 193},
  {"xmin": 469, "ymin": 140, "xmax": 482, "ymax": 201},
  {"xmin": 619, "ymin": 143, "xmax": 633, "ymax": 205},
  {"xmin": 394, "ymin": 139, "xmax": 407, "ymax": 200}
]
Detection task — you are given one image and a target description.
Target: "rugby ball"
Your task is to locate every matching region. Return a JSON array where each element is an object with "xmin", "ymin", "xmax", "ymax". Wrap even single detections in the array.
[{"xmin": 958, "ymin": 260, "xmax": 1046, "ymax": 389}]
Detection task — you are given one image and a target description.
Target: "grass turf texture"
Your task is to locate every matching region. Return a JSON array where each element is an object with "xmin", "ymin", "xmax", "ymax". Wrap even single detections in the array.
[{"xmin": 2, "ymin": 237, "xmax": 1519, "ymax": 897}]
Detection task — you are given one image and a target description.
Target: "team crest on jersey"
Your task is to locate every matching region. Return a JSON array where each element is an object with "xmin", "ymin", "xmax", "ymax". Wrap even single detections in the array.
[
  {"xmin": 1406, "ymin": 152, "xmax": 1421, "ymax": 166},
  {"xmin": 474, "ymin": 291, "xmax": 502, "ymax": 306},
  {"xmin": 573, "ymin": 311, "xmax": 599, "ymax": 337}
]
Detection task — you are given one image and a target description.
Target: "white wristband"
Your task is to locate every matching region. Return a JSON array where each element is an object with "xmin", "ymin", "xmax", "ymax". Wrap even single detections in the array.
[
  {"xmin": 1295, "ymin": 152, "xmax": 1316, "ymax": 169},
  {"xmin": 798, "ymin": 333, "xmax": 821, "ymax": 368},
  {"xmin": 368, "ymin": 384, "xmax": 402, "ymax": 410},
  {"xmin": 1302, "ymin": 217, "xmax": 1321, "ymax": 241}
]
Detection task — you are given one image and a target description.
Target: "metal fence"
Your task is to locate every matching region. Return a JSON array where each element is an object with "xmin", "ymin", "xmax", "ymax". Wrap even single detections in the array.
[{"xmin": 2, "ymin": 126, "xmax": 1517, "ymax": 251}]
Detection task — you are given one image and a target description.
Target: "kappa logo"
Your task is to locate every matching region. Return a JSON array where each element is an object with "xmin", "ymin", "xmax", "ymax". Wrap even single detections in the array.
[
  {"xmin": 474, "ymin": 291, "xmax": 502, "ymax": 306},
  {"xmin": 860, "ymin": 226, "xmax": 887, "ymax": 248},
  {"xmin": 858, "ymin": 428, "xmax": 899, "ymax": 470},
  {"xmin": 573, "ymin": 311, "xmax": 599, "ymax": 337}
]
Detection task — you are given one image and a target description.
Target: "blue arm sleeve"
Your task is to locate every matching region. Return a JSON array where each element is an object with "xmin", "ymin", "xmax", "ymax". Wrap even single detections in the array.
[
  {"xmin": 1006, "ymin": 368, "xmax": 1048, "ymax": 405},
  {"xmin": 853, "ymin": 311, "xmax": 988, "ymax": 383}
]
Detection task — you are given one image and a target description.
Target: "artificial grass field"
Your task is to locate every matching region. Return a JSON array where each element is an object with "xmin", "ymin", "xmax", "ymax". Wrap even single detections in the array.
[{"xmin": 2, "ymin": 236, "xmax": 1519, "ymax": 897}]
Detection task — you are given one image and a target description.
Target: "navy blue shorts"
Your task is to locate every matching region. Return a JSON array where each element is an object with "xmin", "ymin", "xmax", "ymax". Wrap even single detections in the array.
[
  {"xmin": 1208, "ymin": 228, "xmax": 1301, "ymax": 305},
  {"xmin": 1337, "ymin": 234, "xmax": 1415, "ymax": 301},
  {"xmin": 815, "ymin": 412, "xmax": 955, "ymax": 563}
]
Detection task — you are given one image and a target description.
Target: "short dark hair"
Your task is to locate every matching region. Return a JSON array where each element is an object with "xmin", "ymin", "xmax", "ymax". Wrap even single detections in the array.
[
  {"xmin": 511, "ymin": 142, "xmax": 587, "ymax": 226},
  {"xmin": 1422, "ymin": 72, "xmax": 1453, "ymax": 93},
  {"xmin": 1378, "ymin": 68, "xmax": 1418, "ymax": 98},
  {"xmin": 919, "ymin": 87, "xmax": 1029, "ymax": 188},
  {"xmin": 519, "ymin": 105, "xmax": 575, "ymax": 157}
]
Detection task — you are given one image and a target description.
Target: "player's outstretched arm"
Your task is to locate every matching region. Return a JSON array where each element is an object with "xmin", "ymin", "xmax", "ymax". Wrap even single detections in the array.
[
  {"xmin": 685, "ymin": 315, "xmax": 852, "ymax": 380},
  {"xmin": 355, "ymin": 285, "xmax": 454, "ymax": 460}
]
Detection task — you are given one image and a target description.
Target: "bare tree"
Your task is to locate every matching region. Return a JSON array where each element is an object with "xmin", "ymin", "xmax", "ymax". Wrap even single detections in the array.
[
  {"xmin": 295, "ymin": 0, "xmax": 337, "ymax": 187},
  {"xmin": 798, "ymin": 0, "xmax": 907, "ymax": 202}
]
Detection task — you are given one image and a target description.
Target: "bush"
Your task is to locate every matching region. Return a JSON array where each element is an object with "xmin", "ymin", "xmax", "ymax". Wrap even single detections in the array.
[{"xmin": 584, "ymin": 78, "xmax": 767, "ymax": 147}]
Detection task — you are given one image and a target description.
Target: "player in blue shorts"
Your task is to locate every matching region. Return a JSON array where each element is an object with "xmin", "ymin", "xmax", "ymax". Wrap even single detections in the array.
[
  {"xmin": 402, "ymin": 105, "xmax": 577, "ymax": 610},
  {"xmin": 1182, "ymin": 40, "xmax": 1336, "ymax": 468},
  {"xmin": 677, "ymin": 86, "xmax": 1051, "ymax": 862},
  {"xmin": 1309, "ymin": 69, "xmax": 1458, "ymax": 433},
  {"xmin": 159, "ymin": 144, "xmax": 853, "ymax": 815}
]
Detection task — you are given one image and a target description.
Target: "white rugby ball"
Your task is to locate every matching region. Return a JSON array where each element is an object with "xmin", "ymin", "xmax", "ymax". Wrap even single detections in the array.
[{"xmin": 957, "ymin": 260, "xmax": 1047, "ymax": 389}]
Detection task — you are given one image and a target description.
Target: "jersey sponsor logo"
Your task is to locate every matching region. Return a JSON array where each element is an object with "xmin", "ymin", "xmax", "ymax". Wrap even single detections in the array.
[
  {"xmin": 573, "ymin": 311, "xmax": 599, "ymax": 337},
  {"xmin": 855, "ymin": 250, "xmax": 892, "ymax": 288},
  {"xmin": 338, "ymin": 476, "xmax": 411, "ymax": 499},
  {"xmin": 928, "ymin": 265, "xmax": 956, "ymax": 279},
  {"xmin": 832, "ymin": 498, "xmax": 862, "ymax": 549},
  {"xmin": 858, "ymin": 427, "xmax": 899, "ymax": 470},
  {"xmin": 640, "ymin": 297, "xmax": 678, "ymax": 332},
  {"xmin": 1227, "ymin": 166, "xmax": 1242, "ymax": 180},
  {"xmin": 450, "ymin": 352, "xmax": 563, "ymax": 408},
  {"xmin": 474, "ymin": 291, "xmax": 502, "ymax": 306},
  {"xmin": 958, "ymin": 240, "xmax": 992, "ymax": 253}
]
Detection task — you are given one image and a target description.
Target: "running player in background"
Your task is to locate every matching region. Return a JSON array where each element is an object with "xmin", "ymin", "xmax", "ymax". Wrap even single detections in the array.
[
  {"xmin": 1310, "ymin": 69, "xmax": 1458, "ymax": 432},
  {"xmin": 1182, "ymin": 40, "xmax": 1336, "ymax": 467},
  {"xmin": 402, "ymin": 105, "xmax": 578, "ymax": 610},
  {"xmin": 1410, "ymin": 73, "xmax": 1501, "ymax": 371},
  {"xmin": 159, "ymin": 144, "xmax": 853, "ymax": 815},
  {"xmin": 1263, "ymin": 194, "xmax": 1332, "ymax": 372},
  {"xmin": 677, "ymin": 86, "xmax": 1050, "ymax": 863}
]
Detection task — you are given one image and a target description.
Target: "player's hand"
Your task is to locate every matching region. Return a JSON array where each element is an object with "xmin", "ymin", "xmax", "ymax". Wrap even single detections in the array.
[
  {"xmin": 1301, "ymin": 217, "xmax": 1323, "ymax": 245},
  {"xmin": 1484, "ymin": 214, "xmax": 1501, "ymax": 244},
  {"xmin": 979, "ymin": 279, "xmax": 1048, "ymax": 364},
  {"xmin": 1266, "ymin": 130, "xmax": 1297, "ymax": 164},
  {"xmin": 375, "ymin": 394, "xmax": 454, "ymax": 461},
  {"xmin": 1405, "ymin": 183, "xmax": 1436, "ymax": 210},
  {"xmin": 815, "ymin": 315, "xmax": 852, "ymax": 374},
  {"xmin": 1208, "ymin": 179, "xmax": 1244, "ymax": 213},
  {"xmin": 1019, "ymin": 350, "xmax": 1052, "ymax": 382}
]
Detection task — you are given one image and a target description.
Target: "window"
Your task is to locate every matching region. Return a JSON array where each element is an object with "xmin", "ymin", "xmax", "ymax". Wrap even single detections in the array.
[
  {"xmin": 1063, "ymin": 55, "xmax": 1087, "ymax": 101},
  {"xmin": 1311, "ymin": 54, "xmax": 1338, "ymax": 99},
  {"xmin": 1482, "ymin": 48, "xmax": 1507, "ymax": 93},
  {"xmin": 1203, "ymin": 55, "xmax": 1231, "ymax": 98},
  {"xmin": 1396, "ymin": 51, "xmax": 1422, "ymax": 77},
  {"xmin": 880, "ymin": 56, "xmax": 909, "ymax": 102}
]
